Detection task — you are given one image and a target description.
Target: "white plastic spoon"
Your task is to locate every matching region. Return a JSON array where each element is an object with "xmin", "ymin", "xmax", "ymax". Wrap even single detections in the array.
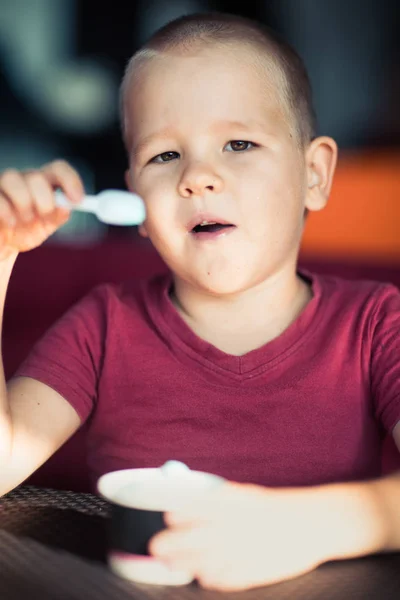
[{"xmin": 55, "ymin": 189, "xmax": 146, "ymax": 226}]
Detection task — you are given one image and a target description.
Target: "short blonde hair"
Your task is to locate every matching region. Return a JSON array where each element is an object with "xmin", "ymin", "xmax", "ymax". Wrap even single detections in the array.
[{"xmin": 120, "ymin": 12, "xmax": 317, "ymax": 148}]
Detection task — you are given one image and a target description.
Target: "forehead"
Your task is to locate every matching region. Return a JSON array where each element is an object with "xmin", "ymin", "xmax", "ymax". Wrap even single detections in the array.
[{"xmin": 122, "ymin": 45, "xmax": 294, "ymax": 152}]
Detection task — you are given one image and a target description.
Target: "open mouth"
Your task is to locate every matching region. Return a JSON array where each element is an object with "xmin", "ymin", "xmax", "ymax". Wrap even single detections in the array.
[{"xmin": 191, "ymin": 222, "xmax": 235, "ymax": 234}]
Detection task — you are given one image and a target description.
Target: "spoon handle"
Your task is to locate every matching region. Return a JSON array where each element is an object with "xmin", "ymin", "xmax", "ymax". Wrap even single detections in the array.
[{"xmin": 54, "ymin": 190, "xmax": 99, "ymax": 214}]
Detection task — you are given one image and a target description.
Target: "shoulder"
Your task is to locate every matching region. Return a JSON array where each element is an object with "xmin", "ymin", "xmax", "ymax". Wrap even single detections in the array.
[
  {"xmin": 302, "ymin": 269, "xmax": 400, "ymax": 346},
  {"xmin": 75, "ymin": 271, "xmax": 172, "ymax": 316},
  {"xmin": 307, "ymin": 269, "xmax": 399, "ymax": 313}
]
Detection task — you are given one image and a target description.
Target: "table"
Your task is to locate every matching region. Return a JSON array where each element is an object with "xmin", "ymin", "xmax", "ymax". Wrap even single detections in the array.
[{"xmin": 1, "ymin": 486, "xmax": 400, "ymax": 600}]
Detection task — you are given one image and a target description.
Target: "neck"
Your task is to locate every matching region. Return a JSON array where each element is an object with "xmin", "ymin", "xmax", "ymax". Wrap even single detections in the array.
[{"xmin": 170, "ymin": 267, "xmax": 313, "ymax": 356}]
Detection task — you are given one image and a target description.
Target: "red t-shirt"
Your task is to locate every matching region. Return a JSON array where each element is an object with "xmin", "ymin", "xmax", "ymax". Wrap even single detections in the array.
[{"xmin": 15, "ymin": 270, "xmax": 400, "ymax": 491}]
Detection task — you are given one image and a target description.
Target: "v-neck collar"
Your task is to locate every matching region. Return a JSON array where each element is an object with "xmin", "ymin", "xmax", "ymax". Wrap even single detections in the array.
[{"xmin": 145, "ymin": 269, "xmax": 323, "ymax": 381}]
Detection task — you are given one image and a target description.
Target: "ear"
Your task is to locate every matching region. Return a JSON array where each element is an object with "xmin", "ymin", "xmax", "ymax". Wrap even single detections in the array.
[
  {"xmin": 124, "ymin": 169, "xmax": 149, "ymax": 238},
  {"xmin": 305, "ymin": 136, "xmax": 338, "ymax": 213}
]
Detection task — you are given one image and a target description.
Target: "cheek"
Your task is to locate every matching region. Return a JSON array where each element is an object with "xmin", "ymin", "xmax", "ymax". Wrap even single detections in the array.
[
  {"xmin": 133, "ymin": 171, "xmax": 170, "ymax": 220},
  {"xmin": 135, "ymin": 183, "xmax": 179, "ymax": 245},
  {"xmin": 236, "ymin": 167, "xmax": 282, "ymax": 223},
  {"xmin": 134, "ymin": 164, "xmax": 177, "ymax": 200},
  {"xmin": 240, "ymin": 163, "xmax": 304, "ymax": 237}
]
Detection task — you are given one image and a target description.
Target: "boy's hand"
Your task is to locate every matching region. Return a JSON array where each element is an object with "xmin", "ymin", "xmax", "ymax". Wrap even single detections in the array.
[
  {"xmin": 0, "ymin": 160, "xmax": 84, "ymax": 260},
  {"xmin": 149, "ymin": 481, "xmax": 325, "ymax": 592}
]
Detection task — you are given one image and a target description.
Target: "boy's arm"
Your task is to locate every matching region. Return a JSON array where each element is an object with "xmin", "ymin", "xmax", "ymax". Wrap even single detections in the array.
[
  {"xmin": 310, "ymin": 420, "xmax": 400, "ymax": 564},
  {"xmin": 315, "ymin": 284, "xmax": 400, "ymax": 564},
  {"xmin": 1, "ymin": 376, "xmax": 81, "ymax": 495},
  {"xmin": 0, "ymin": 161, "xmax": 87, "ymax": 496},
  {"xmin": 149, "ymin": 427, "xmax": 400, "ymax": 591},
  {"xmin": 0, "ymin": 256, "xmax": 81, "ymax": 496}
]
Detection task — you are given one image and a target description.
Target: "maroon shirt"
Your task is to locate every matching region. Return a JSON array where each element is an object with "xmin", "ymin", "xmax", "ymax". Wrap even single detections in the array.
[{"xmin": 16, "ymin": 270, "xmax": 400, "ymax": 491}]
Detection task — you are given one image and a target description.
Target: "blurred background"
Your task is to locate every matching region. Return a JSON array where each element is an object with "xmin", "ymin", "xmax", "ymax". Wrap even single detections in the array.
[
  {"xmin": 1, "ymin": 0, "xmax": 399, "ymax": 248},
  {"xmin": 2, "ymin": 0, "xmax": 399, "ymax": 490}
]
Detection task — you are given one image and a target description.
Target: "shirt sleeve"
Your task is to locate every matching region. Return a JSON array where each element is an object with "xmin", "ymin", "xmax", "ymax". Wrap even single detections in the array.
[
  {"xmin": 371, "ymin": 283, "xmax": 400, "ymax": 435},
  {"xmin": 13, "ymin": 284, "xmax": 112, "ymax": 424}
]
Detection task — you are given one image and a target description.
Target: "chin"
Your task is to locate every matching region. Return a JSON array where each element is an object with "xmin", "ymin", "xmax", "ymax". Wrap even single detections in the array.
[{"xmin": 191, "ymin": 271, "xmax": 253, "ymax": 297}]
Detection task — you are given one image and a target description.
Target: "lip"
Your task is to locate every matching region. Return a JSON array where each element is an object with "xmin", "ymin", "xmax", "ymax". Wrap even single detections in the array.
[
  {"xmin": 190, "ymin": 226, "xmax": 236, "ymax": 242},
  {"xmin": 186, "ymin": 213, "xmax": 235, "ymax": 232}
]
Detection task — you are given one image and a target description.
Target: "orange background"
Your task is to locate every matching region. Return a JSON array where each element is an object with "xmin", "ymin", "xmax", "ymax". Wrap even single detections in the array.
[{"xmin": 301, "ymin": 151, "xmax": 400, "ymax": 263}]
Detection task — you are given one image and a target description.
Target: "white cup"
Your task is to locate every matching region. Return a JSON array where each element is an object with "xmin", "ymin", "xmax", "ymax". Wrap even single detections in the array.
[{"xmin": 97, "ymin": 462, "xmax": 223, "ymax": 585}]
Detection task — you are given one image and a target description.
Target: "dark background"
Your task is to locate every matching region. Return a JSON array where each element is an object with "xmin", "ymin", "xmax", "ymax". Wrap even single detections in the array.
[{"xmin": 1, "ymin": 0, "xmax": 399, "ymax": 242}]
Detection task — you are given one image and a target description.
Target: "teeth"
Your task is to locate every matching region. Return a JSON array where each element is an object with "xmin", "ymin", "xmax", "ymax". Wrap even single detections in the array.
[{"xmin": 200, "ymin": 221, "xmax": 217, "ymax": 226}]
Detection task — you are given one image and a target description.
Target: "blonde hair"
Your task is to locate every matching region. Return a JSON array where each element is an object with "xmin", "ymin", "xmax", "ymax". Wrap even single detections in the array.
[{"xmin": 120, "ymin": 12, "xmax": 317, "ymax": 148}]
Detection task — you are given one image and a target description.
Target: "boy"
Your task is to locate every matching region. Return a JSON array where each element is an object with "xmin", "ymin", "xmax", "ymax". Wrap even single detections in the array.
[{"xmin": 0, "ymin": 12, "xmax": 399, "ymax": 592}]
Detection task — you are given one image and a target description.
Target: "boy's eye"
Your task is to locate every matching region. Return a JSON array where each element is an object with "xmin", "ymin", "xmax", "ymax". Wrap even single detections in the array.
[
  {"xmin": 150, "ymin": 151, "xmax": 180, "ymax": 164},
  {"xmin": 148, "ymin": 141, "xmax": 255, "ymax": 163},
  {"xmin": 225, "ymin": 140, "xmax": 255, "ymax": 152}
]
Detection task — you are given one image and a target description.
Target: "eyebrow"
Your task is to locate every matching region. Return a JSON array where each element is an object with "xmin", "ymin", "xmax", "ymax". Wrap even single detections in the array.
[
  {"xmin": 132, "ymin": 119, "xmax": 272, "ymax": 157},
  {"xmin": 132, "ymin": 128, "xmax": 177, "ymax": 158},
  {"xmin": 213, "ymin": 119, "xmax": 265, "ymax": 132}
]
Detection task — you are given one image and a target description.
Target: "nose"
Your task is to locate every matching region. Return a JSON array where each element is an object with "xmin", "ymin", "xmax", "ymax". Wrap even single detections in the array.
[{"xmin": 178, "ymin": 162, "xmax": 224, "ymax": 198}]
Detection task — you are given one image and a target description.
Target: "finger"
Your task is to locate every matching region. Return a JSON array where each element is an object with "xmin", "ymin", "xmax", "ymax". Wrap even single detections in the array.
[
  {"xmin": 164, "ymin": 508, "xmax": 208, "ymax": 527},
  {"xmin": 41, "ymin": 160, "xmax": 85, "ymax": 204},
  {"xmin": 160, "ymin": 552, "xmax": 203, "ymax": 577},
  {"xmin": 149, "ymin": 541, "xmax": 205, "ymax": 578},
  {"xmin": 0, "ymin": 169, "xmax": 33, "ymax": 223},
  {"xmin": 24, "ymin": 171, "xmax": 58, "ymax": 218},
  {"xmin": 165, "ymin": 504, "xmax": 213, "ymax": 527},
  {"xmin": 0, "ymin": 193, "xmax": 18, "ymax": 228},
  {"xmin": 148, "ymin": 525, "xmax": 207, "ymax": 559},
  {"xmin": 37, "ymin": 207, "xmax": 71, "ymax": 234},
  {"xmin": 197, "ymin": 572, "xmax": 243, "ymax": 592},
  {"xmin": 165, "ymin": 482, "xmax": 232, "ymax": 526}
]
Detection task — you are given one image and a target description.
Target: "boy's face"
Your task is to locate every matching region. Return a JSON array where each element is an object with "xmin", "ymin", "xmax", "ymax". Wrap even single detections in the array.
[{"xmin": 125, "ymin": 45, "xmax": 323, "ymax": 295}]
